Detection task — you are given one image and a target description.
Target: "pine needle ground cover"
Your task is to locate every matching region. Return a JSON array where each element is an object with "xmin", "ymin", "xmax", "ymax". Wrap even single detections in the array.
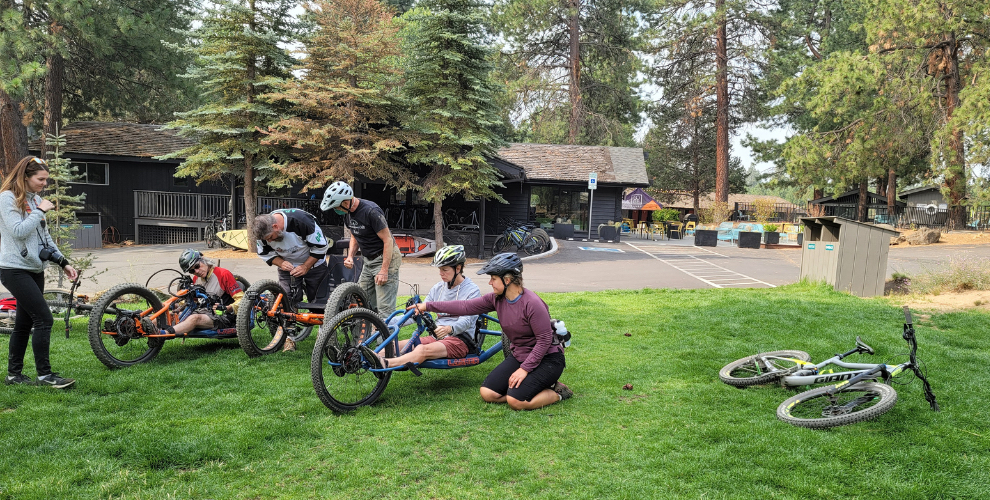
[{"xmin": 1, "ymin": 283, "xmax": 987, "ymax": 499}]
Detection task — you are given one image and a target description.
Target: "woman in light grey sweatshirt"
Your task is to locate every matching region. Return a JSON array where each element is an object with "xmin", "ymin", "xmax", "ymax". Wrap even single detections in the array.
[{"xmin": 0, "ymin": 156, "xmax": 78, "ymax": 389}]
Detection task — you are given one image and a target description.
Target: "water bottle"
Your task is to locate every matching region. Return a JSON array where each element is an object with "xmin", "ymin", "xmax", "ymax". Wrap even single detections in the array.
[{"xmin": 554, "ymin": 320, "xmax": 571, "ymax": 348}]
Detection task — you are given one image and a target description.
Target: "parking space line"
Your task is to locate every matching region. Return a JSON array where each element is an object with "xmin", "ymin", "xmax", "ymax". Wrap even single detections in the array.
[{"xmin": 624, "ymin": 242, "xmax": 776, "ymax": 289}]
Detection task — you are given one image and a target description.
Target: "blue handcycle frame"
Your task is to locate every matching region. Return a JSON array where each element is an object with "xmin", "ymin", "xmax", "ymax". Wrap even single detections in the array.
[{"xmin": 335, "ymin": 295, "xmax": 505, "ymax": 374}]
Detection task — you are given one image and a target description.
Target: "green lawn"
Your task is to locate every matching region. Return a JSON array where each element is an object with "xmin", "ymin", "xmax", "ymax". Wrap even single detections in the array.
[{"xmin": 2, "ymin": 283, "xmax": 988, "ymax": 499}]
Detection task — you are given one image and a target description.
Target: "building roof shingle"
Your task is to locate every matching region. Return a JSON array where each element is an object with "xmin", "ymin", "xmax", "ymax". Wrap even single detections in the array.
[
  {"xmin": 496, "ymin": 143, "xmax": 648, "ymax": 186},
  {"xmin": 29, "ymin": 121, "xmax": 195, "ymax": 159}
]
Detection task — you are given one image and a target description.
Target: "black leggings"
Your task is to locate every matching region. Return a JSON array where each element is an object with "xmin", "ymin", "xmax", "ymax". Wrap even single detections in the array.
[{"xmin": 1, "ymin": 269, "xmax": 53, "ymax": 377}]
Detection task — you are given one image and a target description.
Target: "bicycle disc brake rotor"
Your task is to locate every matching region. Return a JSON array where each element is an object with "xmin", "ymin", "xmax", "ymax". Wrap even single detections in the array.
[{"xmin": 821, "ymin": 393, "xmax": 878, "ymax": 417}]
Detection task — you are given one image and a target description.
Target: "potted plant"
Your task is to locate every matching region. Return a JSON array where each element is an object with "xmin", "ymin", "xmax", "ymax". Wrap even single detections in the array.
[
  {"xmin": 695, "ymin": 201, "xmax": 730, "ymax": 247},
  {"xmin": 764, "ymin": 223, "xmax": 780, "ymax": 245}
]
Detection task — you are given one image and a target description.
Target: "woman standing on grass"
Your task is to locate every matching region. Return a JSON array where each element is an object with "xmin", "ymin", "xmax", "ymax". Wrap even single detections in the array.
[
  {"xmin": 409, "ymin": 252, "xmax": 571, "ymax": 410},
  {"xmin": 0, "ymin": 156, "xmax": 78, "ymax": 389}
]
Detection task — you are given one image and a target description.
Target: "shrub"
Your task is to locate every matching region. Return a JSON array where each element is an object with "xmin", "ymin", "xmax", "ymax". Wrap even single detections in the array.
[
  {"xmin": 652, "ymin": 208, "xmax": 680, "ymax": 222},
  {"xmin": 699, "ymin": 201, "xmax": 731, "ymax": 226},
  {"xmin": 751, "ymin": 197, "xmax": 777, "ymax": 224},
  {"xmin": 764, "ymin": 223, "xmax": 779, "ymax": 232}
]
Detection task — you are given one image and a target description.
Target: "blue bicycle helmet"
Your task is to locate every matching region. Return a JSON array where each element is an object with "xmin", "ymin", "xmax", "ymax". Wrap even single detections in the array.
[{"xmin": 477, "ymin": 252, "xmax": 523, "ymax": 277}]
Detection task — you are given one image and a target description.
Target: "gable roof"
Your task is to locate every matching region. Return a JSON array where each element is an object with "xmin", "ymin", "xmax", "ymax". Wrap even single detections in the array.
[
  {"xmin": 496, "ymin": 143, "xmax": 648, "ymax": 186},
  {"xmin": 29, "ymin": 121, "xmax": 195, "ymax": 159},
  {"xmin": 810, "ymin": 189, "xmax": 905, "ymax": 207},
  {"xmin": 898, "ymin": 186, "xmax": 941, "ymax": 198},
  {"xmin": 658, "ymin": 192, "xmax": 796, "ymax": 209}
]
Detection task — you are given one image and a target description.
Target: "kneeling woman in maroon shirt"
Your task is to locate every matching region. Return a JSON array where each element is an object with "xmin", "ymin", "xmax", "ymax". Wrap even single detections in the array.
[{"xmin": 410, "ymin": 252, "xmax": 572, "ymax": 410}]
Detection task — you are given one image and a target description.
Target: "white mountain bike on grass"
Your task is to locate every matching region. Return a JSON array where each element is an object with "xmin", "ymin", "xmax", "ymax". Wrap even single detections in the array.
[{"xmin": 718, "ymin": 306, "xmax": 939, "ymax": 429}]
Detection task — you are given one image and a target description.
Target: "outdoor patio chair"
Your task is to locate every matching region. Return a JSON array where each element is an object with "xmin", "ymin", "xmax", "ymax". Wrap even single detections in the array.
[
  {"xmin": 684, "ymin": 221, "xmax": 696, "ymax": 236},
  {"xmin": 716, "ymin": 222, "xmax": 735, "ymax": 241},
  {"xmin": 650, "ymin": 222, "xmax": 666, "ymax": 241},
  {"xmin": 668, "ymin": 222, "xmax": 683, "ymax": 239}
]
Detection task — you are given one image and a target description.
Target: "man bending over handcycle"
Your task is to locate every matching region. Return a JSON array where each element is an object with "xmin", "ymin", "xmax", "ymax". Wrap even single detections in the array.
[
  {"xmin": 408, "ymin": 252, "xmax": 572, "ymax": 410},
  {"xmin": 369, "ymin": 245, "xmax": 480, "ymax": 368},
  {"xmin": 161, "ymin": 249, "xmax": 244, "ymax": 336}
]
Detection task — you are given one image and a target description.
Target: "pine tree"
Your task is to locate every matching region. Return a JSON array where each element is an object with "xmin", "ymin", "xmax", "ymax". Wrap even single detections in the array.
[
  {"xmin": 263, "ymin": 0, "xmax": 414, "ymax": 193},
  {"xmin": 42, "ymin": 133, "xmax": 86, "ymax": 286},
  {"xmin": 401, "ymin": 0, "xmax": 507, "ymax": 247},
  {"xmin": 491, "ymin": 0, "xmax": 646, "ymax": 146},
  {"xmin": 160, "ymin": 0, "xmax": 297, "ymax": 232}
]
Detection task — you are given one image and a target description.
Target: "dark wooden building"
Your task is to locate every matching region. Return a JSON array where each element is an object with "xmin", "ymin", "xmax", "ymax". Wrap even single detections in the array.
[{"xmin": 32, "ymin": 122, "xmax": 649, "ymax": 250}]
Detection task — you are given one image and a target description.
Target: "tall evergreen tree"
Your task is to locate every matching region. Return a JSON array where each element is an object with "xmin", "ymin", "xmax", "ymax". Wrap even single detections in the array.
[
  {"xmin": 401, "ymin": 0, "xmax": 507, "ymax": 247},
  {"xmin": 0, "ymin": 0, "xmax": 197, "ymax": 170},
  {"xmin": 490, "ymin": 0, "xmax": 645, "ymax": 146},
  {"xmin": 160, "ymin": 0, "xmax": 296, "ymax": 232},
  {"xmin": 263, "ymin": 0, "xmax": 414, "ymax": 193},
  {"xmin": 648, "ymin": 0, "xmax": 775, "ymax": 203}
]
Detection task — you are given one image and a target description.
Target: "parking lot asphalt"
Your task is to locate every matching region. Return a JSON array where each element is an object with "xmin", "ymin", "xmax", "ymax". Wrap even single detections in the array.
[{"xmin": 14, "ymin": 236, "xmax": 990, "ymax": 296}]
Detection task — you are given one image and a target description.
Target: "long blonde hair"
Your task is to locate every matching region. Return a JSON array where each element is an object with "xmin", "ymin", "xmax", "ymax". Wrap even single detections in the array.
[{"xmin": 0, "ymin": 156, "xmax": 49, "ymax": 213}]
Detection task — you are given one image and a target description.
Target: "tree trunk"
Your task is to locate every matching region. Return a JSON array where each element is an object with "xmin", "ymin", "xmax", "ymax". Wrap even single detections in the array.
[
  {"xmin": 244, "ymin": 156, "xmax": 256, "ymax": 233},
  {"xmin": 876, "ymin": 176, "xmax": 886, "ymax": 202},
  {"xmin": 942, "ymin": 32, "xmax": 966, "ymax": 229},
  {"xmin": 567, "ymin": 0, "xmax": 581, "ymax": 145},
  {"xmin": 42, "ymin": 53, "xmax": 65, "ymax": 160},
  {"xmin": 433, "ymin": 199, "xmax": 444, "ymax": 249},
  {"xmin": 813, "ymin": 188, "xmax": 824, "ymax": 201},
  {"xmin": 714, "ymin": 0, "xmax": 729, "ymax": 203},
  {"xmin": 886, "ymin": 167, "xmax": 896, "ymax": 225},
  {"xmin": 0, "ymin": 89, "xmax": 29, "ymax": 174},
  {"xmin": 857, "ymin": 179, "xmax": 867, "ymax": 222}
]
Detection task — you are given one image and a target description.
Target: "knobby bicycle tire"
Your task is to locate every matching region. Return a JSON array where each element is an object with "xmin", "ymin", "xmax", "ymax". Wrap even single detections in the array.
[
  {"xmin": 311, "ymin": 307, "xmax": 394, "ymax": 412},
  {"xmin": 237, "ymin": 279, "xmax": 289, "ymax": 357},
  {"xmin": 776, "ymin": 382, "xmax": 898, "ymax": 429},
  {"xmin": 87, "ymin": 283, "xmax": 166, "ymax": 369},
  {"xmin": 492, "ymin": 235, "xmax": 510, "ymax": 254},
  {"xmin": 719, "ymin": 350, "xmax": 811, "ymax": 387}
]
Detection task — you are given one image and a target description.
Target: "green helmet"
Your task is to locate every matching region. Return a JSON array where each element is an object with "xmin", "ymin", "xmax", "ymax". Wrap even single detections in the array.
[{"xmin": 432, "ymin": 245, "xmax": 466, "ymax": 268}]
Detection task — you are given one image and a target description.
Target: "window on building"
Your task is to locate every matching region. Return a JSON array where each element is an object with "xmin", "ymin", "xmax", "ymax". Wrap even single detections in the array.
[
  {"xmin": 531, "ymin": 186, "xmax": 589, "ymax": 231},
  {"xmin": 69, "ymin": 162, "xmax": 109, "ymax": 185}
]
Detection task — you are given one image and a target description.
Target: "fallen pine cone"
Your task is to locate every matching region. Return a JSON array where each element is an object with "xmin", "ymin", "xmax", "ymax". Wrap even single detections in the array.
[
  {"xmin": 622, "ymin": 383, "xmax": 633, "ymax": 390},
  {"xmin": 623, "ymin": 333, "xmax": 631, "ymax": 337}
]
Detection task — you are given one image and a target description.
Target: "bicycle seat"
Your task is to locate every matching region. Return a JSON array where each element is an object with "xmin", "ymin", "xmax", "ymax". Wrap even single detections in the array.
[
  {"xmin": 855, "ymin": 336, "xmax": 875, "ymax": 355},
  {"xmin": 296, "ymin": 301, "xmax": 326, "ymax": 311}
]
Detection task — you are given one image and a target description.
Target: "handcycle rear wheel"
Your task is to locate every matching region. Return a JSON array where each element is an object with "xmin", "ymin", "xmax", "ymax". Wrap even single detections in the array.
[
  {"xmin": 311, "ymin": 307, "xmax": 395, "ymax": 412},
  {"xmin": 86, "ymin": 283, "xmax": 166, "ymax": 369},
  {"xmin": 776, "ymin": 382, "xmax": 899, "ymax": 428},
  {"xmin": 718, "ymin": 350, "xmax": 811, "ymax": 387},
  {"xmin": 237, "ymin": 279, "xmax": 291, "ymax": 357}
]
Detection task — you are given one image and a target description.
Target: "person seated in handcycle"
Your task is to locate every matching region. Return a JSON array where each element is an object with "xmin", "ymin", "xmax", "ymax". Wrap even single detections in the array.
[
  {"xmin": 160, "ymin": 249, "xmax": 244, "ymax": 336},
  {"xmin": 408, "ymin": 252, "xmax": 572, "ymax": 411},
  {"xmin": 370, "ymin": 245, "xmax": 481, "ymax": 368}
]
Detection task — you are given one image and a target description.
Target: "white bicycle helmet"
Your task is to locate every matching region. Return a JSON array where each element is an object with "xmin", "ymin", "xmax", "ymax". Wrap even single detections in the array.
[{"xmin": 321, "ymin": 181, "xmax": 354, "ymax": 211}]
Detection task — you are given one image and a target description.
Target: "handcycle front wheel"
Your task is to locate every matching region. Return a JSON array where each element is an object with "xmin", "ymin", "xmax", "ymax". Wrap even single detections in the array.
[
  {"xmin": 718, "ymin": 350, "xmax": 811, "ymax": 387},
  {"xmin": 323, "ymin": 282, "xmax": 370, "ymax": 320},
  {"xmin": 311, "ymin": 307, "xmax": 394, "ymax": 412},
  {"xmin": 776, "ymin": 382, "xmax": 899, "ymax": 429},
  {"xmin": 86, "ymin": 283, "xmax": 166, "ymax": 369},
  {"xmin": 236, "ymin": 279, "xmax": 291, "ymax": 357}
]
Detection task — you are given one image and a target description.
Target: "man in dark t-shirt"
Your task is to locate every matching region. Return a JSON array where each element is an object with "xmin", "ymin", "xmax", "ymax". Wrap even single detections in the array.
[{"xmin": 321, "ymin": 181, "xmax": 402, "ymax": 316}]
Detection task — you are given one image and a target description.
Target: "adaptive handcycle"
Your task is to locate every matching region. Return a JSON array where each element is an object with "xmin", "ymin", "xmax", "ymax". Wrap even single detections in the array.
[
  {"xmin": 718, "ymin": 306, "xmax": 939, "ymax": 428},
  {"xmin": 87, "ymin": 273, "xmax": 250, "ymax": 368},
  {"xmin": 310, "ymin": 290, "xmax": 510, "ymax": 412}
]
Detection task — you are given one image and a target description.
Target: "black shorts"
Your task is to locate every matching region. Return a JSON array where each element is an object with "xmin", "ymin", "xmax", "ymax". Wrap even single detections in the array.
[
  {"xmin": 482, "ymin": 352, "xmax": 565, "ymax": 402},
  {"xmin": 213, "ymin": 314, "xmax": 235, "ymax": 331}
]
